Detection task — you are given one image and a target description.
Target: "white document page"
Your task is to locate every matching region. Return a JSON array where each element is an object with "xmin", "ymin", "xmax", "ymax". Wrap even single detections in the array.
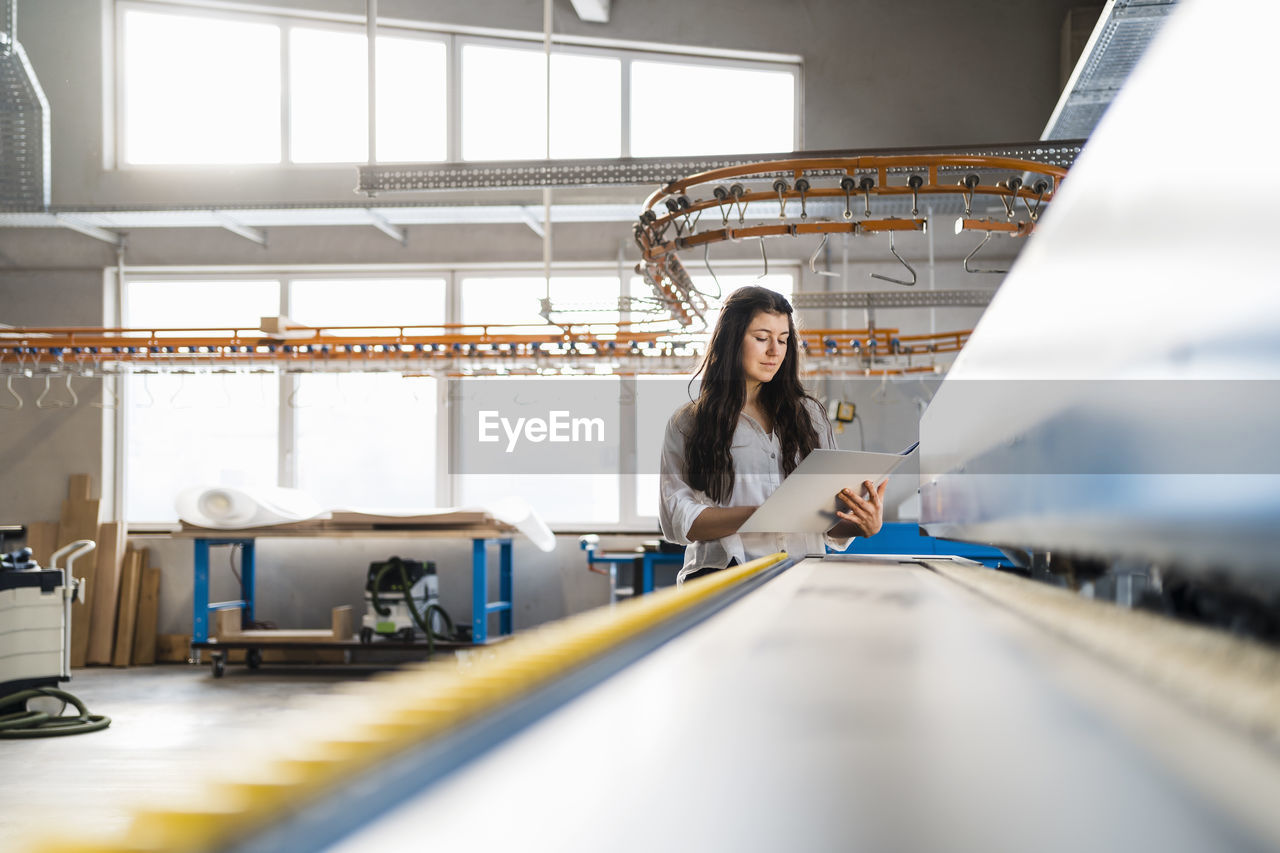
[{"xmin": 737, "ymin": 442, "xmax": 918, "ymax": 534}]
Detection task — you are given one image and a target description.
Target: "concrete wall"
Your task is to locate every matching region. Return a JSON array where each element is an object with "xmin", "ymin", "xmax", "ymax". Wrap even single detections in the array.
[
  {"xmin": 0, "ymin": 0, "xmax": 1079, "ymax": 636},
  {"xmin": 0, "ymin": 270, "xmax": 108, "ymax": 521}
]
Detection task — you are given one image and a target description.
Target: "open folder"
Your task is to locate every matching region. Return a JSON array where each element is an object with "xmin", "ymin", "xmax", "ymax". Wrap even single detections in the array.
[{"xmin": 737, "ymin": 441, "xmax": 919, "ymax": 534}]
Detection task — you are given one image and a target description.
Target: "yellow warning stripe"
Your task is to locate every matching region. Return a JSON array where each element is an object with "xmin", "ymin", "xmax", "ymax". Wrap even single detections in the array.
[{"xmin": 30, "ymin": 552, "xmax": 789, "ymax": 853}]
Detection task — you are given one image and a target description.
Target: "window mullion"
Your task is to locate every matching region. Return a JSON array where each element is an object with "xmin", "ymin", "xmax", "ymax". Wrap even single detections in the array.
[
  {"xmin": 447, "ymin": 33, "xmax": 462, "ymax": 162},
  {"xmin": 440, "ymin": 269, "xmax": 459, "ymax": 506},
  {"xmin": 278, "ymin": 278, "xmax": 295, "ymax": 488},
  {"xmin": 619, "ymin": 56, "xmax": 631, "ymax": 159},
  {"xmin": 279, "ymin": 23, "xmax": 291, "ymax": 163}
]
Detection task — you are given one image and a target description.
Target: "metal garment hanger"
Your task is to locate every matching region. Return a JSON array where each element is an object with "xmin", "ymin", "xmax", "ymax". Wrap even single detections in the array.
[{"xmin": 870, "ymin": 233, "xmax": 917, "ymax": 287}]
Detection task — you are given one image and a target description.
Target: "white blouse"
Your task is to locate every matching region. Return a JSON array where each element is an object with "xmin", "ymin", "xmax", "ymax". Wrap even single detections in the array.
[{"xmin": 659, "ymin": 397, "xmax": 854, "ymax": 582}]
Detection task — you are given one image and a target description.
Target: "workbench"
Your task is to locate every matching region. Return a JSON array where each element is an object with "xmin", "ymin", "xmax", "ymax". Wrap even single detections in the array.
[
  {"xmin": 579, "ymin": 537, "xmax": 685, "ymax": 598},
  {"xmin": 174, "ymin": 523, "xmax": 516, "ymax": 658}
]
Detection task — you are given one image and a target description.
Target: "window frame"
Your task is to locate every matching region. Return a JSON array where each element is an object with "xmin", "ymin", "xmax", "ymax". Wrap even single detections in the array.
[
  {"xmin": 114, "ymin": 0, "xmax": 801, "ymax": 169},
  {"xmin": 115, "ymin": 1, "xmax": 453, "ymax": 169}
]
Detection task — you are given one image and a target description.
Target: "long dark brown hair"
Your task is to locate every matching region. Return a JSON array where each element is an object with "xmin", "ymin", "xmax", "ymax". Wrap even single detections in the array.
[{"xmin": 683, "ymin": 286, "xmax": 821, "ymax": 503}]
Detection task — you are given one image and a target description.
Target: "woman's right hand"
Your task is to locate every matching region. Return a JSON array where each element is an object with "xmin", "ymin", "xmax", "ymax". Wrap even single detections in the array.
[{"xmin": 830, "ymin": 479, "xmax": 886, "ymax": 538}]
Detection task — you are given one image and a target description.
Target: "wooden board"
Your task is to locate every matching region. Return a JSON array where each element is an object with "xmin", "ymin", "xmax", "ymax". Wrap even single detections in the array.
[
  {"xmin": 86, "ymin": 521, "xmax": 126, "ymax": 665},
  {"xmin": 154, "ymin": 634, "xmax": 192, "ymax": 663},
  {"xmin": 326, "ymin": 509, "xmax": 490, "ymax": 526},
  {"xmin": 57, "ymin": 474, "xmax": 101, "ymax": 669},
  {"xmin": 174, "ymin": 523, "xmax": 516, "ymax": 539},
  {"xmin": 131, "ymin": 565, "xmax": 161, "ymax": 665},
  {"xmin": 111, "ymin": 547, "xmax": 144, "ymax": 667},
  {"xmin": 24, "ymin": 521, "xmax": 58, "ymax": 566},
  {"xmin": 176, "ymin": 506, "xmax": 512, "ymax": 538}
]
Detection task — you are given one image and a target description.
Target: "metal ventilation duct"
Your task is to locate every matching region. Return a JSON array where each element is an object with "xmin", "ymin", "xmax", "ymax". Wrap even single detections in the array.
[
  {"xmin": 0, "ymin": 0, "xmax": 51, "ymax": 210},
  {"xmin": 1042, "ymin": 0, "xmax": 1178, "ymax": 141}
]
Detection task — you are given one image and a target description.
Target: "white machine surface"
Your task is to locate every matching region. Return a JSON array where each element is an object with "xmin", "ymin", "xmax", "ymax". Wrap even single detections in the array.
[
  {"xmin": 918, "ymin": 0, "xmax": 1280, "ymax": 584},
  {"xmin": 739, "ymin": 445, "xmax": 915, "ymax": 534},
  {"xmin": 322, "ymin": 556, "xmax": 1280, "ymax": 853}
]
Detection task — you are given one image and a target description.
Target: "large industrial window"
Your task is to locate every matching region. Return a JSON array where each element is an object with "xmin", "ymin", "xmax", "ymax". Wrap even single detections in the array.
[
  {"xmin": 120, "ymin": 9, "xmax": 282, "ymax": 165},
  {"xmin": 119, "ymin": 5, "xmax": 448, "ymax": 166},
  {"xmin": 460, "ymin": 43, "xmax": 622, "ymax": 161},
  {"xmin": 121, "ymin": 266, "xmax": 796, "ymax": 528},
  {"xmin": 286, "ymin": 278, "xmax": 446, "ymax": 509},
  {"xmin": 456, "ymin": 274, "xmax": 623, "ymax": 525},
  {"xmin": 123, "ymin": 275, "xmax": 445, "ymax": 522},
  {"xmin": 124, "ymin": 280, "xmax": 282, "ymax": 521},
  {"xmin": 287, "ymin": 27, "xmax": 448, "ymax": 164},
  {"xmin": 629, "ymin": 60, "xmax": 797, "ymax": 157},
  {"xmin": 118, "ymin": 2, "xmax": 798, "ymax": 166}
]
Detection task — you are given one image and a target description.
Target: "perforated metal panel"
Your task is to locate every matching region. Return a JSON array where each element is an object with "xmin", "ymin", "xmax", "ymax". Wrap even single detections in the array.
[
  {"xmin": 1043, "ymin": 0, "xmax": 1179, "ymax": 140},
  {"xmin": 790, "ymin": 289, "xmax": 994, "ymax": 311},
  {"xmin": 357, "ymin": 142, "xmax": 1081, "ymax": 194},
  {"xmin": 0, "ymin": 32, "xmax": 50, "ymax": 209}
]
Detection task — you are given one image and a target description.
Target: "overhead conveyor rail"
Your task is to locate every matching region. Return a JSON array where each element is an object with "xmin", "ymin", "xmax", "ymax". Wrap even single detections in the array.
[
  {"xmin": 0, "ymin": 323, "xmax": 972, "ymax": 377},
  {"xmin": 633, "ymin": 153, "xmax": 1067, "ymax": 326}
]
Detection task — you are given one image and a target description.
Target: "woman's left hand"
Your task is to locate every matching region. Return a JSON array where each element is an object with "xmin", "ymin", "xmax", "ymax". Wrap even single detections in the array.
[{"xmin": 834, "ymin": 479, "xmax": 886, "ymax": 538}]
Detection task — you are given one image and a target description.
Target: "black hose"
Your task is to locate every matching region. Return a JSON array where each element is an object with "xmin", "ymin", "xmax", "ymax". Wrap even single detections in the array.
[
  {"xmin": 0, "ymin": 687, "xmax": 110, "ymax": 738},
  {"xmin": 370, "ymin": 559, "xmax": 399, "ymax": 617},
  {"xmin": 370, "ymin": 557, "xmax": 462, "ymax": 653}
]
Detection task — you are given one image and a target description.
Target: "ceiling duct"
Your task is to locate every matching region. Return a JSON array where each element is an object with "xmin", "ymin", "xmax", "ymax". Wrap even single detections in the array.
[{"xmin": 0, "ymin": 0, "xmax": 51, "ymax": 209}]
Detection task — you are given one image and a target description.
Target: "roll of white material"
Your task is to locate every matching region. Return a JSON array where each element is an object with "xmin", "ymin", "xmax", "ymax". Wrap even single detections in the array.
[
  {"xmin": 175, "ymin": 485, "xmax": 328, "ymax": 529},
  {"xmin": 480, "ymin": 497, "xmax": 556, "ymax": 553}
]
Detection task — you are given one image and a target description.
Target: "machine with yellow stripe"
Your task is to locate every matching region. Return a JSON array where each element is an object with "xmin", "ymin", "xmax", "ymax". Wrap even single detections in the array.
[{"xmin": 25, "ymin": 550, "xmax": 1280, "ymax": 852}]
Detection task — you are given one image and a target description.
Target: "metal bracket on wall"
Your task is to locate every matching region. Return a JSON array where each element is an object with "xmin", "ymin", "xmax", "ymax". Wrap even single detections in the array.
[
  {"xmin": 53, "ymin": 213, "xmax": 123, "ymax": 248},
  {"xmin": 211, "ymin": 211, "xmax": 267, "ymax": 247},
  {"xmin": 364, "ymin": 208, "xmax": 407, "ymax": 246}
]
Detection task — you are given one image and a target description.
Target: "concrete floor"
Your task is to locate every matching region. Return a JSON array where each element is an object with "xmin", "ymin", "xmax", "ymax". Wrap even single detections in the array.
[{"xmin": 0, "ymin": 665, "xmax": 371, "ymax": 853}]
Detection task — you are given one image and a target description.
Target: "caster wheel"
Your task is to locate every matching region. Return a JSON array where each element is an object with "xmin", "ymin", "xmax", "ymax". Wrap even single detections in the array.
[
  {"xmin": 399, "ymin": 627, "xmax": 416, "ymax": 643},
  {"xmin": 246, "ymin": 648, "xmax": 262, "ymax": 670},
  {"xmin": 360, "ymin": 627, "xmax": 373, "ymax": 645},
  {"xmin": 212, "ymin": 653, "xmax": 226, "ymax": 678}
]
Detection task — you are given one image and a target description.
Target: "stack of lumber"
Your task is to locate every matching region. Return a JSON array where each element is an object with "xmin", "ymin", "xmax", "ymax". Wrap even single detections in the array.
[
  {"xmin": 23, "ymin": 474, "xmax": 164, "ymax": 667},
  {"xmin": 112, "ymin": 546, "xmax": 162, "ymax": 667},
  {"xmin": 86, "ymin": 521, "xmax": 126, "ymax": 665}
]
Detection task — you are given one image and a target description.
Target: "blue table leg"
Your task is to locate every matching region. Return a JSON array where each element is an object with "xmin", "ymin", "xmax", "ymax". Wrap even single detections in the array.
[
  {"xmin": 472, "ymin": 539, "xmax": 488, "ymax": 644},
  {"xmin": 499, "ymin": 539, "xmax": 513, "ymax": 635},
  {"xmin": 642, "ymin": 553, "xmax": 655, "ymax": 595},
  {"xmin": 241, "ymin": 540, "xmax": 256, "ymax": 627},
  {"xmin": 193, "ymin": 539, "xmax": 211, "ymax": 645}
]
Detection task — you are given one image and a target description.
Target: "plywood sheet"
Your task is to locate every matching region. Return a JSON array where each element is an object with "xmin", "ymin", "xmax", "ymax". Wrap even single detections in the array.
[
  {"xmin": 131, "ymin": 565, "xmax": 161, "ymax": 665},
  {"xmin": 86, "ymin": 522, "xmax": 126, "ymax": 665},
  {"xmin": 111, "ymin": 547, "xmax": 144, "ymax": 668}
]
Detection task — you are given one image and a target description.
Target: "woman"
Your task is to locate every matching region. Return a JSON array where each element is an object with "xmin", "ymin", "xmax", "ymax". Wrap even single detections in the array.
[{"xmin": 659, "ymin": 286, "xmax": 885, "ymax": 584}]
